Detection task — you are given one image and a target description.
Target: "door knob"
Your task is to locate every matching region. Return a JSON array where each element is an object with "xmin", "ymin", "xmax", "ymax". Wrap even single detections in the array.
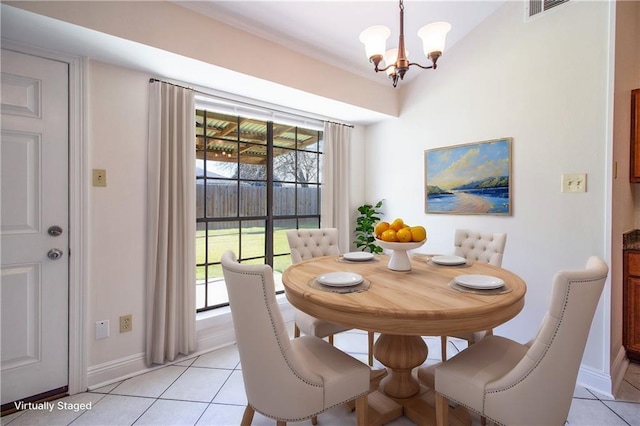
[{"xmin": 47, "ymin": 248, "xmax": 63, "ymax": 260}]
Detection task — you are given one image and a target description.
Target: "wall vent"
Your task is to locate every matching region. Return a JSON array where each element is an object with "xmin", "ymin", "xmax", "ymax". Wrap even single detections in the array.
[{"xmin": 527, "ymin": 0, "xmax": 570, "ymax": 18}]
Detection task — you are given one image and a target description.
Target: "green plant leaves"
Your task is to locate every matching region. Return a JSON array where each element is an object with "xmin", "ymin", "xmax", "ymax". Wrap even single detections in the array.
[{"xmin": 353, "ymin": 200, "xmax": 384, "ymax": 254}]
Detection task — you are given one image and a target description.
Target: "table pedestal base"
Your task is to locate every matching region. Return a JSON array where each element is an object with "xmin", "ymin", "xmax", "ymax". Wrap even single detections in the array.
[
  {"xmin": 375, "ymin": 334, "xmax": 428, "ymax": 398},
  {"xmin": 364, "ymin": 333, "xmax": 471, "ymax": 425},
  {"xmin": 366, "ymin": 386, "xmax": 471, "ymax": 426}
]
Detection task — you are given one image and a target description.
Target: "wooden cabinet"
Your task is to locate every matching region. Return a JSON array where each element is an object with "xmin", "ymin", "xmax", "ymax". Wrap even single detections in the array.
[
  {"xmin": 630, "ymin": 89, "xmax": 640, "ymax": 182},
  {"xmin": 624, "ymin": 251, "xmax": 640, "ymax": 361}
]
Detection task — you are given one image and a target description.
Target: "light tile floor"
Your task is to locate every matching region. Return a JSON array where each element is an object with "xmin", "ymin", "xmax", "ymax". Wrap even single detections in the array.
[{"xmin": 3, "ymin": 323, "xmax": 640, "ymax": 426}]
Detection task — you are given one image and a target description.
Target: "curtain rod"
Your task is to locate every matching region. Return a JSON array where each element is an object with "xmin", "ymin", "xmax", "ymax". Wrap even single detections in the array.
[{"xmin": 149, "ymin": 78, "xmax": 354, "ymax": 128}]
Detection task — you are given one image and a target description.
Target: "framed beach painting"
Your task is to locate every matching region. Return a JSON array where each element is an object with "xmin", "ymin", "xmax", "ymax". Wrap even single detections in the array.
[{"xmin": 425, "ymin": 138, "xmax": 512, "ymax": 215}]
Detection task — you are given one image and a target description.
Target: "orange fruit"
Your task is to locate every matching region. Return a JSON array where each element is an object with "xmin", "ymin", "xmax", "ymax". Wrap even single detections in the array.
[
  {"xmin": 397, "ymin": 228, "xmax": 412, "ymax": 242},
  {"xmin": 374, "ymin": 221, "xmax": 390, "ymax": 237},
  {"xmin": 380, "ymin": 229, "xmax": 398, "ymax": 242},
  {"xmin": 410, "ymin": 226, "xmax": 427, "ymax": 242},
  {"xmin": 389, "ymin": 218, "xmax": 404, "ymax": 232}
]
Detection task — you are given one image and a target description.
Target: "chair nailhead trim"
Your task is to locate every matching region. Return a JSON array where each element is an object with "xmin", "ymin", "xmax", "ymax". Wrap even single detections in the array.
[
  {"xmin": 482, "ymin": 274, "xmax": 607, "ymax": 420},
  {"xmin": 235, "ymin": 269, "xmax": 323, "ymax": 390}
]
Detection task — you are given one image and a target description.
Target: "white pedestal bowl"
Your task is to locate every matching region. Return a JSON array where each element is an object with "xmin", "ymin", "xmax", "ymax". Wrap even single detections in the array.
[{"xmin": 375, "ymin": 239, "xmax": 426, "ymax": 271}]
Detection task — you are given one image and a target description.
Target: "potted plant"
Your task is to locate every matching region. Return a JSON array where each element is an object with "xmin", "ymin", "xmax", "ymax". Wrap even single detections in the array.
[{"xmin": 354, "ymin": 200, "xmax": 384, "ymax": 254}]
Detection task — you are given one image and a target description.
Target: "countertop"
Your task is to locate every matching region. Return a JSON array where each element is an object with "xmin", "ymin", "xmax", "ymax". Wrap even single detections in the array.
[{"xmin": 624, "ymin": 229, "xmax": 640, "ymax": 250}]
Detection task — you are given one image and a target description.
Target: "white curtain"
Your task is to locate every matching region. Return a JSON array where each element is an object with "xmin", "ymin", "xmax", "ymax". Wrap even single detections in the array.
[
  {"xmin": 321, "ymin": 122, "xmax": 352, "ymax": 253},
  {"xmin": 146, "ymin": 80, "xmax": 196, "ymax": 366}
]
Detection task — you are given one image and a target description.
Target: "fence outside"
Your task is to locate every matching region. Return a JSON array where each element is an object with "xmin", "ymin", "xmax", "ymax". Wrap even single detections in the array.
[{"xmin": 197, "ymin": 182, "xmax": 320, "ymax": 229}]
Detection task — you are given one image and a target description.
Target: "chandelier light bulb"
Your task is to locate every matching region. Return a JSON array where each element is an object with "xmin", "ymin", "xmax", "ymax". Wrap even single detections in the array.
[
  {"xmin": 359, "ymin": 25, "xmax": 390, "ymax": 60},
  {"xmin": 417, "ymin": 22, "xmax": 451, "ymax": 59}
]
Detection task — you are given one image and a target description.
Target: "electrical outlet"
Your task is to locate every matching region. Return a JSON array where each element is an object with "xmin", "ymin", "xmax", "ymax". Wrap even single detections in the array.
[
  {"xmin": 96, "ymin": 320, "xmax": 109, "ymax": 340},
  {"xmin": 93, "ymin": 169, "xmax": 107, "ymax": 187},
  {"xmin": 561, "ymin": 173, "xmax": 587, "ymax": 193},
  {"xmin": 119, "ymin": 314, "xmax": 132, "ymax": 333}
]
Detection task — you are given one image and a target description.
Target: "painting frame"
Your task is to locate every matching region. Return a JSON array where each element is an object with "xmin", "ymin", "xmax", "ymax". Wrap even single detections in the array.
[{"xmin": 424, "ymin": 137, "xmax": 512, "ymax": 216}]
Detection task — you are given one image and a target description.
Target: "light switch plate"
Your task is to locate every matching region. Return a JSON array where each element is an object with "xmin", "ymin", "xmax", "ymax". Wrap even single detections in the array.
[
  {"xmin": 93, "ymin": 169, "xmax": 107, "ymax": 187},
  {"xmin": 561, "ymin": 173, "xmax": 586, "ymax": 193}
]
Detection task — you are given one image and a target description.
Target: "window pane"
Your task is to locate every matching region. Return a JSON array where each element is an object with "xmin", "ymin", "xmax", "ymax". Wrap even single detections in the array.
[
  {"xmin": 274, "ymin": 219, "xmax": 296, "ymax": 257},
  {"xmin": 273, "ymin": 184, "xmax": 295, "ymax": 216},
  {"xmin": 207, "ymin": 112, "xmax": 239, "ymax": 142},
  {"xmin": 196, "ymin": 180, "xmax": 205, "ymax": 217},
  {"xmin": 207, "ymin": 222, "xmax": 239, "ymax": 265},
  {"xmin": 273, "ymin": 123, "xmax": 296, "ymax": 148},
  {"xmin": 239, "ymin": 143, "xmax": 267, "ymax": 180},
  {"xmin": 239, "ymin": 259, "xmax": 263, "ymax": 270},
  {"xmin": 274, "ymin": 218, "xmax": 297, "ymax": 231},
  {"xmin": 199, "ymin": 155, "xmax": 237, "ymax": 180},
  {"xmin": 297, "ymin": 151, "xmax": 319, "ymax": 184},
  {"xmin": 298, "ymin": 217, "xmax": 320, "ymax": 230},
  {"xmin": 239, "ymin": 118, "xmax": 266, "ymax": 145},
  {"xmin": 297, "ymin": 184, "xmax": 319, "ymax": 215},
  {"xmin": 196, "ymin": 265, "xmax": 206, "ymax": 310},
  {"xmin": 206, "ymin": 180, "xmax": 238, "ymax": 218},
  {"xmin": 196, "ymin": 136, "xmax": 205, "ymax": 164},
  {"xmin": 196, "ymin": 222, "xmax": 207, "ymax": 265},
  {"xmin": 273, "ymin": 148, "xmax": 296, "ymax": 183},
  {"xmin": 273, "ymin": 254, "xmax": 291, "ymax": 282},
  {"xmin": 240, "ymin": 184, "xmax": 266, "ymax": 217},
  {"xmin": 299, "ymin": 128, "xmax": 321, "ymax": 152},
  {"xmin": 206, "ymin": 264, "xmax": 227, "ymax": 307},
  {"xmin": 241, "ymin": 221, "xmax": 265, "ymax": 260},
  {"xmin": 204, "ymin": 150, "xmax": 237, "ymax": 177},
  {"xmin": 196, "ymin": 110, "xmax": 205, "ymax": 133}
]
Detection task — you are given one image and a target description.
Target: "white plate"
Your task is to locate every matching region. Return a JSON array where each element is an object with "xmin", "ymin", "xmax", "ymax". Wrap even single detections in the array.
[
  {"xmin": 454, "ymin": 274, "xmax": 505, "ymax": 290},
  {"xmin": 432, "ymin": 255, "xmax": 467, "ymax": 266},
  {"xmin": 343, "ymin": 252, "xmax": 375, "ymax": 262},
  {"xmin": 317, "ymin": 272, "xmax": 364, "ymax": 287}
]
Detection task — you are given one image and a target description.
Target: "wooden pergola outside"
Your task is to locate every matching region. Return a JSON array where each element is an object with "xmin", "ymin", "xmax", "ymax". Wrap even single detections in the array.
[{"xmin": 195, "ymin": 110, "xmax": 322, "ymax": 165}]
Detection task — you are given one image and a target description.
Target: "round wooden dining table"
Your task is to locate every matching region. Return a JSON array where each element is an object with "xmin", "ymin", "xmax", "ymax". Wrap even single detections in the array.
[{"xmin": 282, "ymin": 253, "xmax": 527, "ymax": 425}]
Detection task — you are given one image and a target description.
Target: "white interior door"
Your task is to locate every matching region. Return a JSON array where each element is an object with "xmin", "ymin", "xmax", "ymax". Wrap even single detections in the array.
[{"xmin": 1, "ymin": 49, "xmax": 69, "ymax": 406}]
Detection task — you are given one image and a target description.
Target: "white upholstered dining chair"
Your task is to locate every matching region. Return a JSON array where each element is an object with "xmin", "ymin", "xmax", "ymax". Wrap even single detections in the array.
[
  {"xmin": 440, "ymin": 229, "xmax": 507, "ymax": 361},
  {"xmin": 221, "ymin": 251, "xmax": 369, "ymax": 426},
  {"xmin": 287, "ymin": 228, "xmax": 375, "ymax": 366},
  {"xmin": 426, "ymin": 256, "xmax": 608, "ymax": 426}
]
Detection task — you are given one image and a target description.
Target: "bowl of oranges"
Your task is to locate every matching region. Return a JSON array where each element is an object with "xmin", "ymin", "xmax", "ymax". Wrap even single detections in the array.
[{"xmin": 375, "ymin": 218, "xmax": 426, "ymax": 271}]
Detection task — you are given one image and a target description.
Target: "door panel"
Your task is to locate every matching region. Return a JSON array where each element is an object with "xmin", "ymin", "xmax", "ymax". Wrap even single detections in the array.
[
  {"xmin": 1, "ymin": 49, "xmax": 69, "ymax": 405},
  {"xmin": 1, "ymin": 131, "xmax": 41, "ymax": 234},
  {"xmin": 1, "ymin": 263, "xmax": 41, "ymax": 369}
]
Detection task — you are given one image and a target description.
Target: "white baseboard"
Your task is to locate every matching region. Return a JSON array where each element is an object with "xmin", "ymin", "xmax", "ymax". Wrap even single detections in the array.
[
  {"xmin": 577, "ymin": 363, "xmax": 614, "ymax": 398},
  {"xmin": 576, "ymin": 345, "xmax": 628, "ymax": 399},
  {"xmin": 87, "ymin": 352, "xmax": 148, "ymax": 390},
  {"xmin": 87, "ymin": 296, "xmax": 295, "ymax": 390},
  {"xmin": 610, "ymin": 344, "xmax": 630, "ymax": 397}
]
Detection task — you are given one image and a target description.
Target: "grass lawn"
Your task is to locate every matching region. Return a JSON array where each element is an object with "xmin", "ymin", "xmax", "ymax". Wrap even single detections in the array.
[{"xmin": 196, "ymin": 226, "xmax": 294, "ymax": 280}]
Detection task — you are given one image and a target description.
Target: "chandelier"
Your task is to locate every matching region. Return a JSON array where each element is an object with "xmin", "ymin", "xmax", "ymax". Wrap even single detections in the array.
[{"xmin": 359, "ymin": 0, "xmax": 451, "ymax": 87}]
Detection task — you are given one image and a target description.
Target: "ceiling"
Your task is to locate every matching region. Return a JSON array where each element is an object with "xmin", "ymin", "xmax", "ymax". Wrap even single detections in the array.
[
  {"xmin": 176, "ymin": 1, "xmax": 506, "ymax": 83},
  {"xmin": 1, "ymin": 1, "xmax": 505, "ymax": 125}
]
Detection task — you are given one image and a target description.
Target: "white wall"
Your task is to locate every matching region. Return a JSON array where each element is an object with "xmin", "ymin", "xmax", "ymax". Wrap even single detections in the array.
[
  {"xmin": 86, "ymin": 61, "xmax": 149, "ymax": 380},
  {"xmin": 364, "ymin": 1, "xmax": 613, "ymax": 392}
]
